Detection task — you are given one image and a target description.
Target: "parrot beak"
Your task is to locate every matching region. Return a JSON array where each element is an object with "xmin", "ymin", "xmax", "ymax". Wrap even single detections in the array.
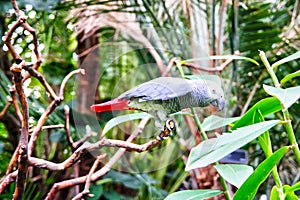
[
  {"xmin": 217, "ymin": 98, "xmax": 225, "ymax": 111},
  {"xmin": 211, "ymin": 98, "xmax": 225, "ymax": 111}
]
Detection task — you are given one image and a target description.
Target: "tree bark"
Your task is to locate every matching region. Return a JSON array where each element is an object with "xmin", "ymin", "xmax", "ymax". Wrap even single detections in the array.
[{"xmin": 76, "ymin": 33, "xmax": 100, "ymax": 114}]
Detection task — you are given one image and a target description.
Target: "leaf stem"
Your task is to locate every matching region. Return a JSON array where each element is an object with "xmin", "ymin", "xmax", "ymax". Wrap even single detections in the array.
[
  {"xmin": 259, "ymin": 50, "xmax": 300, "ymax": 166},
  {"xmin": 177, "ymin": 62, "xmax": 231, "ymax": 200},
  {"xmin": 259, "ymin": 51, "xmax": 300, "ymax": 199}
]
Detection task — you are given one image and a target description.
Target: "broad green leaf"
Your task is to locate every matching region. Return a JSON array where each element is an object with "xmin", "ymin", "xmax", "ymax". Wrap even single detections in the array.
[
  {"xmin": 272, "ymin": 51, "xmax": 300, "ymax": 69},
  {"xmin": 263, "ymin": 85, "xmax": 300, "ymax": 111},
  {"xmin": 233, "ymin": 146, "xmax": 290, "ymax": 200},
  {"xmin": 232, "ymin": 97, "xmax": 282, "ymax": 130},
  {"xmin": 214, "ymin": 164, "xmax": 253, "ymax": 188},
  {"xmin": 183, "ymin": 55, "xmax": 259, "ymax": 66},
  {"xmin": 202, "ymin": 115, "xmax": 240, "ymax": 132},
  {"xmin": 185, "ymin": 120, "xmax": 279, "ymax": 170},
  {"xmin": 164, "ymin": 189, "xmax": 222, "ymax": 200},
  {"xmin": 280, "ymin": 70, "xmax": 300, "ymax": 86},
  {"xmin": 101, "ymin": 112, "xmax": 152, "ymax": 136}
]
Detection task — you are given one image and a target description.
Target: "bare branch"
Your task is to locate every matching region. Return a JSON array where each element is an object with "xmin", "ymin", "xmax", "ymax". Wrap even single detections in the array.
[
  {"xmin": 9, "ymin": 87, "xmax": 22, "ymax": 121},
  {"xmin": 45, "ymin": 118, "xmax": 150, "ymax": 200},
  {"xmin": 29, "ymin": 124, "xmax": 65, "ymax": 132},
  {"xmin": 64, "ymin": 105, "xmax": 75, "ymax": 149},
  {"xmin": 0, "ymin": 170, "xmax": 18, "ymax": 193},
  {"xmin": 0, "ymin": 96, "xmax": 12, "ymax": 119},
  {"xmin": 23, "ymin": 65, "xmax": 58, "ymax": 100},
  {"xmin": 73, "ymin": 125, "xmax": 96, "ymax": 149},
  {"xmin": 5, "ymin": 144, "xmax": 20, "ymax": 176},
  {"xmin": 10, "ymin": 61, "xmax": 29, "ymax": 200},
  {"xmin": 28, "ymin": 69, "xmax": 86, "ymax": 156},
  {"xmin": 28, "ymin": 135, "xmax": 161, "ymax": 171},
  {"xmin": 59, "ymin": 69, "xmax": 85, "ymax": 99},
  {"xmin": 241, "ymin": 72, "xmax": 265, "ymax": 115},
  {"xmin": 11, "ymin": 0, "xmax": 21, "ymax": 17},
  {"xmin": 4, "ymin": 16, "xmax": 25, "ymax": 62},
  {"xmin": 72, "ymin": 155, "xmax": 105, "ymax": 200}
]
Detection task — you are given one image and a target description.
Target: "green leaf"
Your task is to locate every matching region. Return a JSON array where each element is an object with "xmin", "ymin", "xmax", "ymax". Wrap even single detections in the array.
[
  {"xmin": 214, "ymin": 164, "xmax": 253, "ymax": 188},
  {"xmin": 280, "ymin": 70, "xmax": 300, "ymax": 86},
  {"xmin": 272, "ymin": 51, "xmax": 300, "ymax": 69},
  {"xmin": 202, "ymin": 115, "xmax": 240, "ymax": 132},
  {"xmin": 101, "ymin": 112, "xmax": 152, "ymax": 136},
  {"xmin": 270, "ymin": 185, "xmax": 281, "ymax": 200},
  {"xmin": 284, "ymin": 182, "xmax": 300, "ymax": 194},
  {"xmin": 183, "ymin": 55, "xmax": 259, "ymax": 66},
  {"xmin": 104, "ymin": 170, "xmax": 145, "ymax": 190},
  {"xmin": 232, "ymin": 97, "xmax": 282, "ymax": 130},
  {"xmin": 185, "ymin": 120, "xmax": 279, "ymax": 170},
  {"xmin": 164, "ymin": 189, "xmax": 222, "ymax": 200},
  {"xmin": 263, "ymin": 85, "xmax": 300, "ymax": 111},
  {"xmin": 253, "ymin": 109, "xmax": 272, "ymax": 157},
  {"xmin": 88, "ymin": 184, "xmax": 103, "ymax": 200},
  {"xmin": 283, "ymin": 185, "xmax": 300, "ymax": 200},
  {"xmin": 233, "ymin": 146, "xmax": 290, "ymax": 200}
]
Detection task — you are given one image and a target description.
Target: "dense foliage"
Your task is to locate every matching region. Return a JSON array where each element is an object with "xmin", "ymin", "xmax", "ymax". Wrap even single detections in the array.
[{"xmin": 0, "ymin": 0, "xmax": 299, "ymax": 199}]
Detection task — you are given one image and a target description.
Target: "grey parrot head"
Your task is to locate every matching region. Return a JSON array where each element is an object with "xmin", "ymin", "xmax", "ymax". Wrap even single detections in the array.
[
  {"xmin": 207, "ymin": 81, "xmax": 225, "ymax": 111},
  {"xmin": 211, "ymin": 96, "xmax": 225, "ymax": 111}
]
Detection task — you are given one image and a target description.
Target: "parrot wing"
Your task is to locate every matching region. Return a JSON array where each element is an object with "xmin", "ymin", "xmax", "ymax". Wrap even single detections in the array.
[{"xmin": 119, "ymin": 77, "xmax": 195, "ymax": 101}]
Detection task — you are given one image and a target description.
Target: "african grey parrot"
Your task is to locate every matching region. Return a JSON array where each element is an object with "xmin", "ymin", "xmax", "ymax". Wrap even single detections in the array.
[{"xmin": 91, "ymin": 77, "xmax": 225, "ymax": 139}]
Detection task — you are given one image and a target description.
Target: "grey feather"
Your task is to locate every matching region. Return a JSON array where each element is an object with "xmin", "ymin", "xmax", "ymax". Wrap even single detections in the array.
[
  {"xmin": 118, "ymin": 77, "xmax": 225, "ymax": 122},
  {"xmin": 119, "ymin": 77, "xmax": 195, "ymax": 101}
]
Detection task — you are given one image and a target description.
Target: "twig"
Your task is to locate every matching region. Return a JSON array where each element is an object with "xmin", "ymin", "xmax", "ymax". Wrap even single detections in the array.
[
  {"xmin": 23, "ymin": 65, "xmax": 58, "ymax": 99},
  {"xmin": 4, "ymin": 16, "xmax": 25, "ymax": 62},
  {"xmin": 73, "ymin": 125, "xmax": 96, "ymax": 149},
  {"xmin": 21, "ymin": 23, "xmax": 40, "ymax": 63},
  {"xmin": 45, "ymin": 118, "xmax": 151, "ymax": 200},
  {"xmin": 28, "ymin": 69, "xmax": 85, "ymax": 156},
  {"xmin": 11, "ymin": 0, "xmax": 20, "ymax": 17},
  {"xmin": 164, "ymin": 52, "xmax": 239, "ymax": 75},
  {"xmin": 0, "ymin": 96, "xmax": 12, "ymax": 118},
  {"xmin": 182, "ymin": 56, "xmax": 234, "ymax": 72},
  {"xmin": 29, "ymin": 124, "xmax": 65, "ymax": 132},
  {"xmin": 72, "ymin": 155, "xmax": 105, "ymax": 200},
  {"xmin": 9, "ymin": 86, "xmax": 22, "ymax": 121},
  {"xmin": 241, "ymin": 71, "xmax": 265, "ymax": 115},
  {"xmin": 64, "ymin": 105, "xmax": 75, "ymax": 149},
  {"xmin": 5, "ymin": 143, "xmax": 20, "ymax": 176},
  {"xmin": 59, "ymin": 69, "xmax": 85, "ymax": 99},
  {"xmin": 0, "ymin": 170, "xmax": 18, "ymax": 193},
  {"xmin": 162, "ymin": 57, "xmax": 178, "ymax": 77}
]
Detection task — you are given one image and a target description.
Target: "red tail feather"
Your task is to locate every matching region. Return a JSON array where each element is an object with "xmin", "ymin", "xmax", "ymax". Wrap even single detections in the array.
[{"xmin": 91, "ymin": 98, "xmax": 135, "ymax": 112}]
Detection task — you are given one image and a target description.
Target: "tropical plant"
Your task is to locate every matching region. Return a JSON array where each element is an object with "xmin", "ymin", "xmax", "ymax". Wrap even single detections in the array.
[{"xmin": 0, "ymin": 0, "xmax": 300, "ymax": 199}]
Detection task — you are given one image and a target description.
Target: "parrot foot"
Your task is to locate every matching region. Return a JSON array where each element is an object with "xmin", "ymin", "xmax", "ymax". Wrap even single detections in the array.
[{"xmin": 156, "ymin": 118, "xmax": 177, "ymax": 140}]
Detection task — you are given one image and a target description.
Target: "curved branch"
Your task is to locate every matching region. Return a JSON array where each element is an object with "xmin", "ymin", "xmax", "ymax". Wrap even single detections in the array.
[
  {"xmin": 59, "ymin": 69, "xmax": 85, "ymax": 99},
  {"xmin": 45, "ymin": 118, "xmax": 151, "ymax": 200}
]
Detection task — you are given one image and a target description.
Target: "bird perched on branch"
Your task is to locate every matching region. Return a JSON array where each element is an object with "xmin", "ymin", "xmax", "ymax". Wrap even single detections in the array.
[{"xmin": 91, "ymin": 77, "xmax": 225, "ymax": 140}]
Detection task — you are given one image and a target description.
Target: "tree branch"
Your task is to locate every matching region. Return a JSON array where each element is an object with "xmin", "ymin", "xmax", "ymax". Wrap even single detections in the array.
[
  {"xmin": 45, "ymin": 118, "xmax": 151, "ymax": 200},
  {"xmin": 28, "ymin": 69, "xmax": 85, "ymax": 156},
  {"xmin": 10, "ymin": 61, "xmax": 29, "ymax": 200},
  {"xmin": 0, "ymin": 96, "xmax": 12, "ymax": 119}
]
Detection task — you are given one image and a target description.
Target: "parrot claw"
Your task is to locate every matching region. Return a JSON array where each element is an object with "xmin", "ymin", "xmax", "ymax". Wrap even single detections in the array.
[
  {"xmin": 156, "ymin": 118, "xmax": 177, "ymax": 140},
  {"xmin": 166, "ymin": 118, "xmax": 176, "ymax": 132}
]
